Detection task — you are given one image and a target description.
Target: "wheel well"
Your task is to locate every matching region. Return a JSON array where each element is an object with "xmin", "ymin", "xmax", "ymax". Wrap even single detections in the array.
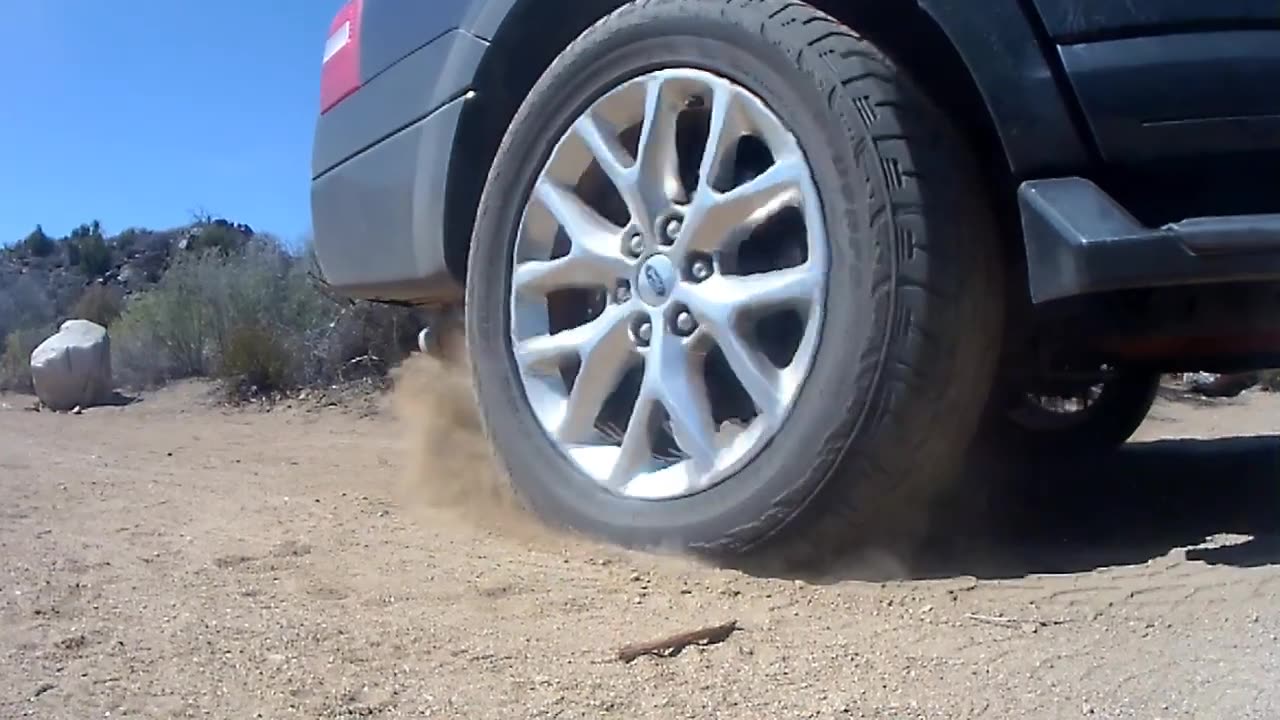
[{"xmin": 443, "ymin": 0, "xmax": 1021, "ymax": 284}]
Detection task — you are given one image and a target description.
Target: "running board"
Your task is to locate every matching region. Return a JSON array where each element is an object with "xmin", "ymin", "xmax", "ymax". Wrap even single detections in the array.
[{"xmin": 1019, "ymin": 177, "xmax": 1280, "ymax": 304}]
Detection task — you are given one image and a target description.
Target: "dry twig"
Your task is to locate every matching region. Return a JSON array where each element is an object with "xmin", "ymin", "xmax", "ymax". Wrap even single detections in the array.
[
  {"xmin": 616, "ymin": 620, "xmax": 740, "ymax": 663},
  {"xmin": 965, "ymin": 613, "xmax": 1070, "ymax": 630}
]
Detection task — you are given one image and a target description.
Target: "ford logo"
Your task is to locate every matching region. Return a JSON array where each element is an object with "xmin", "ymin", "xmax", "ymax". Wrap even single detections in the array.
[{"xmin": 644, "ymin": 265, "xmax": 668, "ymax": 297}]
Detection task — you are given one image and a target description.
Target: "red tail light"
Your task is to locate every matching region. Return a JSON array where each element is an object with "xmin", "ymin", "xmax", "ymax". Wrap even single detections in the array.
[{"xmin": 320, "ymin": 0, "xmax": 363, "ymax": 114}]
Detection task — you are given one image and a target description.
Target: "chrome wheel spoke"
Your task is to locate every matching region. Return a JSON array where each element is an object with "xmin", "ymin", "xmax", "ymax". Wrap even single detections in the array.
[
  {"xmin": 679, "ymin": 155, "xmax": 806, "ymax": 254},
  {"xmin": 696, "ymin": 78, "xmax": 746, "ymax": 195},
  {"xmin": 707, "ymin": 325, "xmax": 782, "ymax": 424},
  {"xmin": 573, "ymin": 112, "xmax": 632, "ymax": 187},
  {"xmin": 573, "ymin": 112, "xmax": 647, "ymax": 225},
  {"xmin": 534, "ymin": 178, "xmax": 620, "ymax": 256},
  {"xmin": 652, "ymin": 335, "xmax": 719, "ymax": 472},
  {"xmin": 635, "ymin": 75, "xmax": 684, "ymax": 210},
  {"xmin": 513, "ymin": 252, "xmax": 629, "ymax": 295},
  {"xmin": 516, "ymin": 309, "xmax": 618, "ymax": 372},
  {"xmin": 557, "ymin": 312, "xmax": 635, "ymax": 442},
  {"xmin": 681, "ymin": 265, "xmax": 820, "ymax": 324},
  {"xmin": 723, "ymin": 264, "xmax": 821, "ymax": 312},
  {"xmin": 610, "ymin": 389, "xmax": 658, "ymax": 489}
]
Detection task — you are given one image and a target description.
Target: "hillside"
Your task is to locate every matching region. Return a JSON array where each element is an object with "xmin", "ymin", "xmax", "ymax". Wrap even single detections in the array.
[
  {"xmin": 1, "ymin": 220, "xmax": 256, "ymax": 337},
  {"xmin": 1, "ymin": 220, "xmax": 423, "ymax": 399}
]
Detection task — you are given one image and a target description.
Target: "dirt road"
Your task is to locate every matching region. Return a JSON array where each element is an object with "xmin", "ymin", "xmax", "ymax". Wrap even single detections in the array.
[{"xmin": 2, "ymin": 365, "xmax": 1279, "ymax": 719}]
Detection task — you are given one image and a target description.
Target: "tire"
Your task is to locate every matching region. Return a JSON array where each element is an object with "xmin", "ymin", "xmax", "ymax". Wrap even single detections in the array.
[
  {"xmin": 464, "ymin": 0, "xmax": 1004, "ymax": 563},
  {"xmin": 988, "ymin": 370, "xmax": 1162, "ymax": 456}
]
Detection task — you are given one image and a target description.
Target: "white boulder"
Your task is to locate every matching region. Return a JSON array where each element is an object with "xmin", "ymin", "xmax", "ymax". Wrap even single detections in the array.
[{"xmin": 30, "ymin": 319, "xmax": 114, "ymax": 411}]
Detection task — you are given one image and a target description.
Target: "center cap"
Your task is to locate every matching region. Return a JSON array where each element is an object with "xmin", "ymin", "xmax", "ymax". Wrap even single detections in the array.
[{"xmin": 637, "ymin": 254, "xmax": 677, "ymax": 305}]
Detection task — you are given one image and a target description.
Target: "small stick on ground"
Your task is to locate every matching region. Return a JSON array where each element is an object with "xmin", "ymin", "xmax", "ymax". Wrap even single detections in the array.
[
  {"xmin": 616, "ymin": 620, "xmax": 740, "ymax": 663},
  {"xmin": 965, "ymin": 613, "xmax": 1071, "ymax": 629}
]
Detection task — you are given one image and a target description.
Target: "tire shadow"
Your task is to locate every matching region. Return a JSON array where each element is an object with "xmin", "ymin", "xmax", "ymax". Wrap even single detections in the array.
[{"xmin": 909, "ymin": 434, "xmax": 1280, "ymax": 580}]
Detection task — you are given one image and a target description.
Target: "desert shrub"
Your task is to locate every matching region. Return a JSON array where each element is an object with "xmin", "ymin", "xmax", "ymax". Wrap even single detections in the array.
[
  {"xmin": 0, "ymin": 327, "xmax": 50, "ymax": 394},
  {"xmin": 110, "ymin": 227, "xmax": 154, "ymax": 256},
  {"xmin": 111, "ymin": 240, "xmax": 305, "ymax": 390},
  {"xmin": 0, "ymin": 273, "xmax": 55, "ymax": 342},
  {"xmin": 188, "ymin": 223, "xmax": 250, "ymax": 255},
  {"xmin": 75, "ymin": 234, "xmax": 113, "ymax": 276},
  {"xmin": 111, "ymin": 256, "xmax": 222, "ymax": 386},
  {"xmin": 109, "ymin": 236, "xmax": 425, "ymax": 395},
  {"xmin": 71, "ymin": 284, "xmax": 125, "ymax": 327},
  {"xmin": 20, "ymin": 226, "xmax": 55, "ymax": 258},
  {"xmin": 218, "ymin": 323, "xmax": 293, "ymax": 394}
]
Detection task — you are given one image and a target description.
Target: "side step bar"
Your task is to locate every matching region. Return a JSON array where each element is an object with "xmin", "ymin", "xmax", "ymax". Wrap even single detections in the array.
[{"xmin": 1019, "ymin": 177, "xmax": 1280, "ymax": 304}]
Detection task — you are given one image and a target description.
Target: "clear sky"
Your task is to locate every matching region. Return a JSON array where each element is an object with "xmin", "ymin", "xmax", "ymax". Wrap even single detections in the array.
[{"xmin": 0, "ymin": 0, "xmax": 344, "ymax": 247}]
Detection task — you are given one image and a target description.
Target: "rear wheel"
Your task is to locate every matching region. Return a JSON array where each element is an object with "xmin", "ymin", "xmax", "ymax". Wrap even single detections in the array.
[
  {"xmin": 464, "ymin": 0, "xmax": 1003, "ymax": 561},
  {"xmin": 990, "ymin": 369, "xmax": 1162, "ymax": 456}
]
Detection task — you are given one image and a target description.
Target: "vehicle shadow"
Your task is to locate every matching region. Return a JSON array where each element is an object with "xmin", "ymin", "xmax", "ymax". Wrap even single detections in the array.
[
  {"xmin": 744, "ymin": 434, "xmax": 1280, "ymax": 583},
  {"xmin": 908, "ymin": 434, "xmax": 1280, "ymax": 581}
]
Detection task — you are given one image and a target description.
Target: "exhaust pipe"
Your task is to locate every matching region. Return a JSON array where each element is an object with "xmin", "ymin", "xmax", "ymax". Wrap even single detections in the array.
[{"xmin": 415, "ymin": 304, "xmax": 464, "ymax": 360}]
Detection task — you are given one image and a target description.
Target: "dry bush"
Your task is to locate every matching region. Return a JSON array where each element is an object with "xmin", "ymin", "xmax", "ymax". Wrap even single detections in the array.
[
  {"xmin": 0, "ymin": 327, "xmax": 50, "ymax": 394},
  {"xmin": 109, "ymin": 238, "xmax": 423, "ymax": 395},
  {"xmin": 0, "ymin": 273, "xmax": 55, "ymax": 343},
  {"xmin": 219, "ymin": 323, "xmax": 293, "ymax": 396},
  {"xmin": 70, "ymin": 284, "xmax": 125, "ymax": 327}
]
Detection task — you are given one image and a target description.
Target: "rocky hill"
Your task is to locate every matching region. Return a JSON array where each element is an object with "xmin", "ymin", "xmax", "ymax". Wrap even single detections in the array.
[
  {"xmin": 2, "ymin": 218, "xmax": 422, "ymax": 399},
  {"xmin": 1, "ymin": 219, "xmax": 258, "ymax": 338}
]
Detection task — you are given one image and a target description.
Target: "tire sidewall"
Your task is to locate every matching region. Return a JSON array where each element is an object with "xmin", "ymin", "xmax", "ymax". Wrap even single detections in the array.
[{"xmin": 465, "ymin": 5, "xmax": 888, "ymax": 551}]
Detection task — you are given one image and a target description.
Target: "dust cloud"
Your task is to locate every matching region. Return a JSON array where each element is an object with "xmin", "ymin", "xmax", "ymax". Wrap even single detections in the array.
[
  {"xmin": 385, "ymin": 322, "xmax": 925, "ymax": 577},
  {"xmin": 388, "ymin": 326, "xmax": 567, "ymax": 548}
]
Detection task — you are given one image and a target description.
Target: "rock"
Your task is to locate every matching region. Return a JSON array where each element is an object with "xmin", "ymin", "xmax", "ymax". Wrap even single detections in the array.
[{"xmin": 29, "ymin": 320, "xmax": 114, "ymax": 411}]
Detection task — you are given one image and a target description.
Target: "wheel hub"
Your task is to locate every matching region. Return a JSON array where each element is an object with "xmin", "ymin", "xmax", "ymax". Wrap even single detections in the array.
[{"xmin": 637, "ymin": 253, "xmax": 677, "ymax": 306}]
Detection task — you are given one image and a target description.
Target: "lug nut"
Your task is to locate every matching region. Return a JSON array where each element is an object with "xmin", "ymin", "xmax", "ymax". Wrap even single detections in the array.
[
  {"xmin": 675, "ymin": 311, "xmax": 697, "ymax": 335},
  {"xmin": 616, "ymin": 283, "xmax": 632, "ymax": 303},
  {"xmin": 663, "ymin": 217, "xmax": 683, "ymax": 242},
  {"xmin": 627, "ymin": 233, "xmax": 646, "ymax": 257},
  {"xmin": 690, "ymin": 258, "xmax": 713, "ymax": 281},
  {"xmin": 635, "ymin": 321, "xmax": 653, "ymax": 345}
]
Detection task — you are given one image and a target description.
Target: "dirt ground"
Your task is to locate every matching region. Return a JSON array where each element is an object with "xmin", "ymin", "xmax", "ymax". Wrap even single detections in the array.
[{"xmin": 2, "ymin": 361, "xmax": 1279, "ymax": 719}]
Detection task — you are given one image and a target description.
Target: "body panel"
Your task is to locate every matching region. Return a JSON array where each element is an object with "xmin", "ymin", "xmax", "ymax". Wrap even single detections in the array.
[
  {"xmin": 913, "ymin": 0, "xmax": 1091, "ymax": 177},
  {"xmin": 358, "ymin": 0, "xmax": 474, "ymax": 81},
  {"xmin": 1029, "ymin": 0, "xmax": 1280, "ymax": 41},
  {"xmin": 1060, "ymin": 31, "xmax": 1280, "ymax": 165},
  {"xmin": 312, "ymin": 29, "xmax": 486, "ymax": 179},
  {"xmin": 311, "ymin": 95, "xmax": 471, "ymax": 303}
]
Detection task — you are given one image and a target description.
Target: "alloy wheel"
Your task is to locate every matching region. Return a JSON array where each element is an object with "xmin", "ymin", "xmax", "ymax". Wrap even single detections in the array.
[{"xmin": 508, "ymin": 68, "xmax": 828, "ymax": 501}]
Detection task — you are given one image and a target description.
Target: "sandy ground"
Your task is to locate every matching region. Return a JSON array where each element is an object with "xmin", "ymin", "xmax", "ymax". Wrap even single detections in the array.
[{"xmin": 2, "ymin": 361, "xmax": 1279, "ymax": 719}]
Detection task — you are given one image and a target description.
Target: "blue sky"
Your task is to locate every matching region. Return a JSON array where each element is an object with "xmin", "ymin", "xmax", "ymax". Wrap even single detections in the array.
[{"xmin": 0, "ymin": 0, "xmax": 344, "ymax": 247}]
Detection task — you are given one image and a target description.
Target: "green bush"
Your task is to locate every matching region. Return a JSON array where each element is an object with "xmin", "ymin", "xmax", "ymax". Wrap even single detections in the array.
[
  {"xmin": 20, "ymin": 226, "xmax": 55, "ymax": 258},
  {"xmin": 111, "ymin": 264, "xmax": 218, "ymax": 386},
  {"xmin": 218, "ymin": 323, "xmax": 293, "ymax": 394},
  {"xmin": 75, "ymin": 233, "xmax": 112, "ymax": 276},
  {"xmin": 189, "ymin": 223, "xmax": 250, "ymax": 255},
  {"xmin": 108, "ymin": 236, "xmax": 425, "ymax": 396},
  {"xmin": 111, "ymin": 227, "xmax": 151, "ymax": 256}
]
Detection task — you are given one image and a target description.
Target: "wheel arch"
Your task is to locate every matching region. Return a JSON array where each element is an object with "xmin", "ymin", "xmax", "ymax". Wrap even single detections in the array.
[{"xmin": 442, "ymin": 0, "xmax": 1022, "ymax": 285}]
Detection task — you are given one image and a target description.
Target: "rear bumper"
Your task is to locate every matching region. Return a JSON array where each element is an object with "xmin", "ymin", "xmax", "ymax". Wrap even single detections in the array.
[
  {"xmin": 311, "ymin": 95, "xmax": 470, "ymax": 303},
  {"xmin": 310, "ymin": 29, "xmax": 487, "ymax": 304},
  {"xmin": 1020, "ymin": 177, "xmax": 1280, "ymax": 304}
]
